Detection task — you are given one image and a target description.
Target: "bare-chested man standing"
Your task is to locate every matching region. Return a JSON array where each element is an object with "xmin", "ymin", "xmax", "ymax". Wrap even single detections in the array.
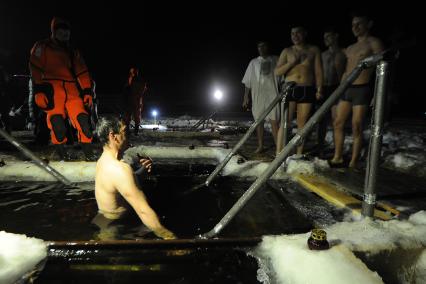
[
  {"xmin": 330, "ymin": 14, "xmax": 384, "ymax": 168},
  {"xmin": 317, "ymin": 28, "xmax": 346, "ymax": 148},
  {"xmin": 94, "ymin": 116, "xmax": 175, "ymax": 239},
  {"xmin": 275, "ymin": 26, "xmax": 323, "ymax": 156}
]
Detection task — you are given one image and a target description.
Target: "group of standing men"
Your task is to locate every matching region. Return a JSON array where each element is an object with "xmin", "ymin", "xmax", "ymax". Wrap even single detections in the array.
[{"xmin": 242, "ymin": 13, "xmax": 384, "ymax": 168}]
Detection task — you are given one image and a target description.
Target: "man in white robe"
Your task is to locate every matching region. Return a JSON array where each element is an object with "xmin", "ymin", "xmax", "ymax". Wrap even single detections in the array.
[{"xmin": 242, "ymin": 41, "xmax": 280, "ymax": 153}]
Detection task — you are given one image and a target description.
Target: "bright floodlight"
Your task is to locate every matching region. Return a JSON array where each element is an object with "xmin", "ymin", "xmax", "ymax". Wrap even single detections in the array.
[
  {"xmin": 152, "ymin": 110, "xmax": 158, "ymax": 117},
  {"xmin": 214, "ymin": 89, "xmax": 223, "ymax": 100}
]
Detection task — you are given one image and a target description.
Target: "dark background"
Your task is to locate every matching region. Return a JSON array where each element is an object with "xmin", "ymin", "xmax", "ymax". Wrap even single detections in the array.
[{"xmin": 0, "ymin": 1, "xmax": 421, "ymax": 118}]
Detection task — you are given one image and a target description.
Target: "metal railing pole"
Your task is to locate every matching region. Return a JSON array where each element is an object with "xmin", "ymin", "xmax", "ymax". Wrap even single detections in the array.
[
  {"xmin": 280, "ymin": 98, "xmax": 290, "ymax": 147},
  {"xmin": 201, "ymin": 64, "xmax": 365, "ymax": 238},
  {"xmin": 0, "ymin": 129, "xmax": 72, "ymax": 185},
  {"xmin": 205, "ymin": 82, "xmax": 296, "ymax": 187},
  {"xmin": 191, "ymin": 109, "xmax": 218, "ymax": 131},
  {"xmin": 362, "ymin": 60, "xmax": 389, "ymax": 217}
]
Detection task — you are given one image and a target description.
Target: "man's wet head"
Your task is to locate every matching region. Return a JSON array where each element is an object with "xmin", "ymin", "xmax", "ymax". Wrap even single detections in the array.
[
  {"xmin": 96, "ymin": 116, "xmax": 128, "ymax": 152},
  {"xmin": 51, "ymin": 17, "xmax": 71, "ymax": 43}
]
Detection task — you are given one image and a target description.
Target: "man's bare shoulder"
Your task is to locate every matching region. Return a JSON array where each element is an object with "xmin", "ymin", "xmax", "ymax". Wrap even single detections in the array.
[
  {"xmin": 112, "ymin": 160, "xmax": 133, "ymax": 177},
  {"xmin": 97, "ymin": 156, "xmax": 132, "ymax": 177},
  {"xmin": 367, "ymin": 36, "xmax": 382, "ymax": 44},
  {"xmin": 367, "ymin": 36, "xmax": 384, "ymax": 49},
  {"xmin": 345, "ymin": 42, "xmax": 357, "ymax": 51},
  {"xmin": 280, "ymin": 47, "xmax": 291, "ymax": 55}
]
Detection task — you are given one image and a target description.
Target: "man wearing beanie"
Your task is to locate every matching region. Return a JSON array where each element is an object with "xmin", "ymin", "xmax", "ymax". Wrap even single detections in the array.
[{"xmin": 29, "ymin": 17, "xmax": 95, "ymax": 160}]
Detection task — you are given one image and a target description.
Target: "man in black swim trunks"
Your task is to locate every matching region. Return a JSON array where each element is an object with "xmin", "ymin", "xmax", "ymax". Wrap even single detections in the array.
[
  {"xmin": 275, "ymin": 26, "xmax": 323, "ymax": 156},
  {"xmin": 330, "ymin": 13, "xmax": 384, "ymax": 168}
]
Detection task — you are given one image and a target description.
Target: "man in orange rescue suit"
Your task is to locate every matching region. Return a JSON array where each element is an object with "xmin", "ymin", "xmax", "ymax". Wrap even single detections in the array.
[
  {"xmin": 29, "ymin": 17, "xmax": 95, "ymax": 160},
  {"xmin": 123, "ymin": 67, "xmax": 147, "ymax": 136}
]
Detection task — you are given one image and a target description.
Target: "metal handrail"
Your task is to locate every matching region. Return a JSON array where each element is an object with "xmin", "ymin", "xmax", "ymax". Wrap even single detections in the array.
[
  {"xmin": 200, "ymin": 52, "xmax": 390, "ymax": 238},
  {"xmin": 205, "ymin": 81, "xmax": 296, "ymax": 187},
  {"xmin": 0, "ymin": 128, "xmax": 72, "ymax": 185}
]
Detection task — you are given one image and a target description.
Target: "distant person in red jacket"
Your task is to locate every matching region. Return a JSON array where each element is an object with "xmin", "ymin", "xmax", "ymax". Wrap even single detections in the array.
[{"xmin": 123, "ymin": 67, "xmax": 147, "ymax": 136}]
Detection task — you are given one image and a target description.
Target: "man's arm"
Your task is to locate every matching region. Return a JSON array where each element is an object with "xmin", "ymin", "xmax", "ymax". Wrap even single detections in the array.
[
  {"xmin": 340, "ymin": 47, "xmax": 350, "ymax": 82},
  {"xmin": 29, "ymin": 42, "xmax": 46, "ymax": 84},
  {"xmin": 371, "ymin": 37, "xmax": 385, "ymax": 54},
  {"xmin": 73, "ymin": 50, "xmax": 92, "ymax": 91},
  {"xmin": 243, "ymin": 87, "xmax": 250, "ymax": 110},
  {"xmin": 275, "ymin": 48, "xmax": 296, "ymax": 76},
  {"xmin": 313, "ymin": 47, "xmax": 323, "ymax": 99},
  {"xmin": 114, "ymin": 162, "xmax": 176, "ymax": 239},
  {"xmin": 242, "ymin": 61, "xmax": 253, "ymax": 110}
]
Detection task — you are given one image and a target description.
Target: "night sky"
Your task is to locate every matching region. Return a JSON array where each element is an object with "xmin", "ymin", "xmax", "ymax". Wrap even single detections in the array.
[{"xmin": 0, "ymin": 1, "xmax": 420, "ymax": 116}]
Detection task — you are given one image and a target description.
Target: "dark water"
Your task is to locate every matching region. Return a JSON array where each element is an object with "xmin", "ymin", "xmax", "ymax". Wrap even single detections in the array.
[
  {"xmin": 1, "ymin": 162, "xmax": 312, "ymax": 283},
  {"xmin": 0, "ymin": 163, "xmax": 311, "ymax": 241}
]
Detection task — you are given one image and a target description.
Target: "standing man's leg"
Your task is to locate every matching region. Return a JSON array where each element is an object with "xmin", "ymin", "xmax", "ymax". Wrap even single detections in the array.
[
  {"xmin": 296, "ymin": 103, "xmax": 312, "ymax": 155},
  {"xmin": 37, "ymin": 82, "xmax": 68, "ymax": 159},
  {"xmin": 316, "ymin": 98, "xmax": 328, "ymax": 148},
  {"xmin": 349, "ymin": 105, "xmax": 367, "ymax": 167},
  {"xmin": 331, "ymin": 101, "xmax": 352, "ymax": 164},
  {"xmin": 270, "ymin": 119, "xmax": 279, "ymax": 145},
  {"xmin": 331, "ymin": 105, "xmax": 337, "ymax": 123},
  {"xmin": 276, "ymin": 101, "xmax": 296, "ymax": 155},
  {"xmin": 255, "ymin": 121, "xmax": 264, "ymax": 153},
  {"xmin": 64, "ymin": 84, "xmax": 94, "ymax": 160}
]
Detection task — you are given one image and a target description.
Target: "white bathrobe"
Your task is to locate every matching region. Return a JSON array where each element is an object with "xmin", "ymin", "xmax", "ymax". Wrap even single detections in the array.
[{"xmin": 242, "ymin": 55, "xmax": 280, "ymax": 121}]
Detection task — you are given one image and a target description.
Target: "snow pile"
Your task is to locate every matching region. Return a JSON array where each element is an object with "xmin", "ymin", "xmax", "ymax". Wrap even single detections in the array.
[
  {"xmin": 140, "ymin": 124, "xmax": 168, "ymax": 131},
  {"xmin": 375, "ymin": 129, "xmax": 426, "ymax": 177},
  {"xmin": 126, "ymin": 146, "xmax": 289, "ymax": 179},
  {"xmin": 125, "ymin": 145, "xmax": 227, "ymax": 162},
  {"xmin": 252, "ymin": 234, "xmax": 383, "ymax": 284},
  {"xmin": 328, "ymin": 211, "xmax": 426, "ymax": 252},
  {"xmin": 313, "ymin": 157, "xmax": 330, "ymax": 169},
  {"xmin": 0, "ymin": 161, "xmax": 96, "ymax": 182},
  {"xmin": 285, "ymin": 156, "xmax": 315, "ymax": 175},
  {"xmin": 384, "ymin": 152, "xmax": 426, "ymax": 177},
  {"xmin": 142, "ymin": 116, "xmax": 254, "ymax": 130},
  {"xmin": 322, "ymin": 126, "xmax": 426, "ymax": 177},
  {"xmin": 388, "ymin": 152, "xmax": 416, "ymax": 168},
  {"xmin": 252, "ymin": 211, "xmax": 426, "ymax": 284},
  {"xmin": 222, "ymin": 157, "xmax": 287, "ymax": 179},
  {"xmin": 0, "ymin": 231, "xmax": 47, "ymax": 284}
]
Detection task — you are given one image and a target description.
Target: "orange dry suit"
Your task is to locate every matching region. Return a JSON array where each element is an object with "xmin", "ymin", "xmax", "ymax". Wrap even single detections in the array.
[{"xmin": 29, "ymin": 22, "xmax": 93, "ymax": 145}]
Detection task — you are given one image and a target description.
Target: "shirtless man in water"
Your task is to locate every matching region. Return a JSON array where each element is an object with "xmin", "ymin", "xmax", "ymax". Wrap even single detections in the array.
[
  {"xmin": 275, "ymin": 26, "xmax": 323, "ymax": 156},
  {"xmin": 330, "ymin": 13, "xmax": 384, "ymax": 168},
  {"xmin": 94, "ymin": 116, "xmax": 175, "ymax": 239}
]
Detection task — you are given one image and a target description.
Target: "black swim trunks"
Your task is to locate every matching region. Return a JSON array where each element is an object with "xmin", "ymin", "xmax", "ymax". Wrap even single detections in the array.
[
  {"xmin": 341, "ymin": 84, "xmax": 372, "ymax": 106},
  {"xmin": 287, "ymin": 85, "xmax": 316, "ymax": 104}
]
